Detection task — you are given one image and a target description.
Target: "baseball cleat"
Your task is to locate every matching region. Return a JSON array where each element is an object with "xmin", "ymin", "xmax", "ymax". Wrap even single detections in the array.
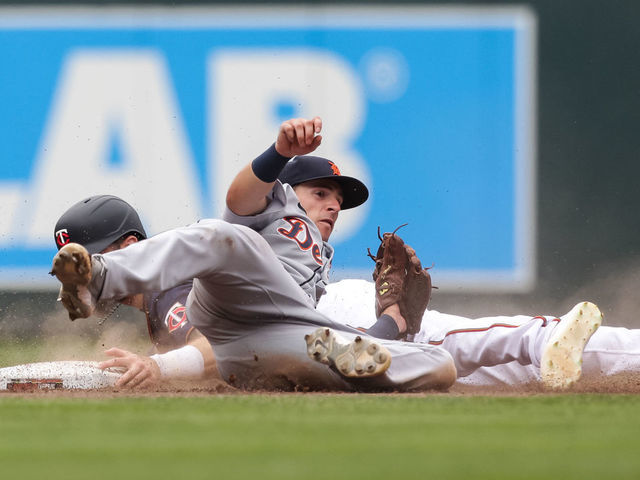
[
  {"xmin": 50, "ymin": 243, "xmax": 95, "ymax": 320},
  {"xmin": 304, "ymin": 328, "xmax": 391, "ymax": 377},
  {"xmin": 540, "ymin": 301, "xmax": 603, "ymax": 389}
]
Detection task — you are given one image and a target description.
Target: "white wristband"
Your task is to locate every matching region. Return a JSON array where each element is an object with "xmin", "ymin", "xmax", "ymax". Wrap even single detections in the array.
[{"xmin": 150, "ymin": 345, "xmax": 205, "ymax": 379}]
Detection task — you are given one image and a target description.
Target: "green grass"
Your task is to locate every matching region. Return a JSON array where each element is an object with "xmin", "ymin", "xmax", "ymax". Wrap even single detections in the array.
[{"xmin": 0, "ymin": 394, "xmax": 638, "ymax": 479}]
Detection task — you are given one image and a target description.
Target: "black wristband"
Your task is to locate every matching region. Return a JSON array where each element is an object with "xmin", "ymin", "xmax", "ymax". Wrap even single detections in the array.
[
  {"xmin": 251, "ymin": 143, "xmax": 291, "ymax": 183},
  {"xmin": 365, "ymin": 314, "xmax": 400, "ymax": 340}
]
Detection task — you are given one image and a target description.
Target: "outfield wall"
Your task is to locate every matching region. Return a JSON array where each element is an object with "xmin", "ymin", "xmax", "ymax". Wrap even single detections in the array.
[{"xmin": 1, "ymin": 0, "xmax": 640, "ymax": 326}]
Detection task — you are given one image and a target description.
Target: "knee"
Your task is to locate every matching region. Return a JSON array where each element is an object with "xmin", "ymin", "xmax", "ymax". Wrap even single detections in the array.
[
  {"xmin": 417, "ymin": 350, "xmax": 457, "ymax": 391},
  {"xmin": 433, "ymin": 360, "xmax": 458, "ymax": 390},
  {"xmin": 436, "ymin": 348, "xmax": 458, "ymax": 389}
]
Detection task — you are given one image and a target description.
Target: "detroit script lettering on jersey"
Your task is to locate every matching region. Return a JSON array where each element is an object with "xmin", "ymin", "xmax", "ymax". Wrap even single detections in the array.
[{"xmin": 277, "ymin": 217, "xmax": 323, "ymax": 265}]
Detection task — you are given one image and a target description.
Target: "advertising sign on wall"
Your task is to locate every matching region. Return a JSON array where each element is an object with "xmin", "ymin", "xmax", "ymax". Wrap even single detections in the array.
[{"xmin": 0, "ymin": 6, "xmax": 536, "ymax": 291}]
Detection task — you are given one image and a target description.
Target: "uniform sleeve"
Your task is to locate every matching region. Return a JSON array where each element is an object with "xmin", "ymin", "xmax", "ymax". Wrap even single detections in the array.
[
  {"xmin": 222, "ymin": 180, "xmax": 291, "ymax": 230},
  {"xmin": 145, "ymin": 282, "xmax": 196, "ymax": 353}
]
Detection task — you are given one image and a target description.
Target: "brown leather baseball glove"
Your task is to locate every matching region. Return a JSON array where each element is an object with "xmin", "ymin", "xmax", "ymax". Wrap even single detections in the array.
[{"xmin": 368, "ymin": 225, "xmax": 432, "ymax": 338}]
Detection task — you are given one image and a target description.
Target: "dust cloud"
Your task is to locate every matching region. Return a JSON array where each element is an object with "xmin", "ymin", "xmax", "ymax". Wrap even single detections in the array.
[
  {"xmin": 432, "ymin": 259, "xmax": 640, "ymax": 329},
  {"xmin": 0, "ymin": 295, "xmax": 150, "ymax": 367}
]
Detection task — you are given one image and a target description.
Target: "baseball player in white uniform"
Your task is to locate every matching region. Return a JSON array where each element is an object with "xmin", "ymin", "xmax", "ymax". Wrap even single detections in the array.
[
  {"xmin": 50, "ymin": 116, "xmax": 456, "ymax": 392},
  {"xmin": 319, "ymin": 279, "xmax": 640, "ymax": 386}
]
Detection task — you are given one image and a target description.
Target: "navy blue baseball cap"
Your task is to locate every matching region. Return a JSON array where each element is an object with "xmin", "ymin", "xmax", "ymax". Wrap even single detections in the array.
[
  {"xmin": 278, "ymin": 155, "xmax": 369, "ymax": 210},
  {"xmin": 54, "ymin": 195, "xmax": 147, "ymax": 254}
]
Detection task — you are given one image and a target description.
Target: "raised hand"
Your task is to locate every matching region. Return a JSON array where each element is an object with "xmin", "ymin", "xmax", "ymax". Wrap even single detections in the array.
[{"xmin": 275, "ymin": 116, "xmax": 323, "ymax": 157}]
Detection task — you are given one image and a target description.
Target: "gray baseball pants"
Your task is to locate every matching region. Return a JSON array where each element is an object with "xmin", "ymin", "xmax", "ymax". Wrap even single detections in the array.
[{"xmin": 94, "ymin": 219, "xmax": 456, "ymax": 391}]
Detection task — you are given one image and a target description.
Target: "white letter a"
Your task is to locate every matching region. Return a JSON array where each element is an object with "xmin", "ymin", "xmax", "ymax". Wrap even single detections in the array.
[{"xmin": 23, "ymin": 49, "xmax": 200, "ymax": 245}]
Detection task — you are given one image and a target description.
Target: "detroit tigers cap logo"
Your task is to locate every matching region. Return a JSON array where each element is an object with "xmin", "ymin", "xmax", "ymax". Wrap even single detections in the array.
[
  {"xmin": 328, "ymin": 160, "xmax": 341, "ymax": 176},
  {"xmin": 164, "ymin": 302, "xmax": 188, "ymax": 332},
  {"xmin": 55, "ymin": 228, "xmax": 70, "ymax": 247}
]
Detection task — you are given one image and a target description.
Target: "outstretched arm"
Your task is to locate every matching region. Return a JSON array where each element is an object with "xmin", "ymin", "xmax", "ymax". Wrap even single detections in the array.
[
  {"xmin": 226, "ymin": 116, "xmax": 323, "ymax": 216},
  {"xmin": 98, "ymin": 330, "xmax": 219, "ymax": 389}
]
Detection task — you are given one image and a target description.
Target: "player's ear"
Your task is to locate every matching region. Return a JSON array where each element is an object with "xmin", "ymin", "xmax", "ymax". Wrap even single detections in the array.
[{"xmin": 120, "ymin": 235, "xmax": 140, "ymax": 249}]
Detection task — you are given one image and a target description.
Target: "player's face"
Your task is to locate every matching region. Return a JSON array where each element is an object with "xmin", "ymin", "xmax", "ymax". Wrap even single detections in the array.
[
  {"xmin": 99, "ymin": 235, "xmax": 143, "ymax": 309},
  {"xmin": 100, "ymin": 235, "xmax": 139, "ymax": 254},
  {"xmin": 294, "ymin": 179, "xmax": 343, "ymax": 241}
]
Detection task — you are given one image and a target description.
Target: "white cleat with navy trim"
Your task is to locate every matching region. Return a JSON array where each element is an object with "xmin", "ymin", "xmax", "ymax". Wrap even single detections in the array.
[
  {"xmin": 305, "ymin": 328, "xmax": 391, "ymax": 377},
  {"xmin": 541, "ymin": 301, "xmax": 603, "ymax": 389}
]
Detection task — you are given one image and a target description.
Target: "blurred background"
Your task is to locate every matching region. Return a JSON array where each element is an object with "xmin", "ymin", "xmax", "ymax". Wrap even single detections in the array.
[{"xmin": 1, "ymin": 0, "xmax": 639, "ymax": 362}]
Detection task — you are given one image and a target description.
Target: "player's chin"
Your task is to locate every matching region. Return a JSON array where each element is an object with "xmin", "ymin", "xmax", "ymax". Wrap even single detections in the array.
[{"xmin": 318, "ymin": 223, "xmax": 333, "ymax": 241}]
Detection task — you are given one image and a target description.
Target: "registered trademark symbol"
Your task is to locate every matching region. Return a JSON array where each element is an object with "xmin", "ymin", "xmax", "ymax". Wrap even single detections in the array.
[{"xmin": 360, "ymin": 48, "xmax": 409, "ymax": 103}]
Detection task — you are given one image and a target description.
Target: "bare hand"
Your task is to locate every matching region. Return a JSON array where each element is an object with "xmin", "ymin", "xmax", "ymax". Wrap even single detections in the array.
[
  {"xmin": 275, "ymin": 117, "xmax": 323, "ymax": 157},
  {"xmin": 98, "ymin": 347, "xmax": 161, "ymax": 389}
]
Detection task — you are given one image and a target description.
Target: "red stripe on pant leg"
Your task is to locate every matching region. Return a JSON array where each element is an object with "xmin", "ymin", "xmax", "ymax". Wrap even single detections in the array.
[{"xmin": 427, "ymin": 316, "xmax": 559, "ymax": 345}]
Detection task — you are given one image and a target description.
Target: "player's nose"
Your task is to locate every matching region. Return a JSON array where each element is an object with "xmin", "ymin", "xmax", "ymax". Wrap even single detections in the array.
[{"xmin": 327, "ymin": 197, "xmax": 341, "ymax": 212}]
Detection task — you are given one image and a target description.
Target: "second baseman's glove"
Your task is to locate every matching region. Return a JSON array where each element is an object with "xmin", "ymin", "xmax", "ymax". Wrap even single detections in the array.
[
  {"xmin": 368, "ymin": 225, "xmax": 432, "ymax": 338},
  {"xmin": 400, "ymin": 244, "xmax": 432, "ymax": 337}
]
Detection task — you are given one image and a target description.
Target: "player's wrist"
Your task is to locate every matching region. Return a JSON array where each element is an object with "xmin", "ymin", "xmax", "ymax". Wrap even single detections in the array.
[
  {"xmin": 150, "ymin": 345, "xmax": 205, "ymax": 379},
  {"xmin": 251, "ymin": 143, "xmax": 291, "ymax": 182}
]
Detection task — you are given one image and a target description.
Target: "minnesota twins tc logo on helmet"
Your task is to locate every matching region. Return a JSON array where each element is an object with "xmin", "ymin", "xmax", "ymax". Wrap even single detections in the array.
[{"xmin": 55, "ymin": 228, "xmax": 70, "ymax": 248}]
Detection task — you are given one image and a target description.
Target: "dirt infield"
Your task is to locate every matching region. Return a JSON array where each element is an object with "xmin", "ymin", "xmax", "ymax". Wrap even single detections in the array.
[
  {"xmin": 449, "ymin": 373, "xmax": 640, "ymax": 396},
  {"xmin": 1, "ymin": 372, "xmax": 638, "ymax": 399}
]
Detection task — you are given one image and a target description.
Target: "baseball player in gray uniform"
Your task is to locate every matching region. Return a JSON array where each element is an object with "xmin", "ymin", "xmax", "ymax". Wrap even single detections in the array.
[
  {"xmin": 53, "ymin": 193, "xmax": 640, "ymax": 390},
  {"xmin": 51, "ymin": 116, "xmax": 456, "ymax": 392}
]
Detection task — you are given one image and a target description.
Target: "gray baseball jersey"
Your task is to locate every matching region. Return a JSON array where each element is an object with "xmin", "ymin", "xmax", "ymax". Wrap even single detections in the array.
[
  {"xmin": 222, "ymin": 181, "xmax": 331, "ymax": 305},
  {"xmin": 93, "ymin": 181, "xmax": 454, "ymax": 391}
]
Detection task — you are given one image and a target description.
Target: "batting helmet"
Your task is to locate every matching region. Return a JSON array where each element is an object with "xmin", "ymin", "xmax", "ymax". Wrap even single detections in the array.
[
  {"xmin": 54, "ymin": 195, "xmax": 147, "ymax": 254},
  {"xmin": 278, "ymin": 155, "xmax": 369, "ymax": 210}
]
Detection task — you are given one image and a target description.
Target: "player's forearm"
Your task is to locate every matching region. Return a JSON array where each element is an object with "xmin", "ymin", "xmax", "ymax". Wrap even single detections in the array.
[
  {"xmin": 188, "ymin": 332, "xmax": 220, "ymax": 379},
  {"xmin": 226, "ymin": 144, "xmax": 290, "ymax": 216},
  {"xmin": 149, "ymin": 332, "xmax": 219, "ymax": 381},
  {"xmin": 150, "ymin": 344, "xmax": 205, "ymax": 379}
]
